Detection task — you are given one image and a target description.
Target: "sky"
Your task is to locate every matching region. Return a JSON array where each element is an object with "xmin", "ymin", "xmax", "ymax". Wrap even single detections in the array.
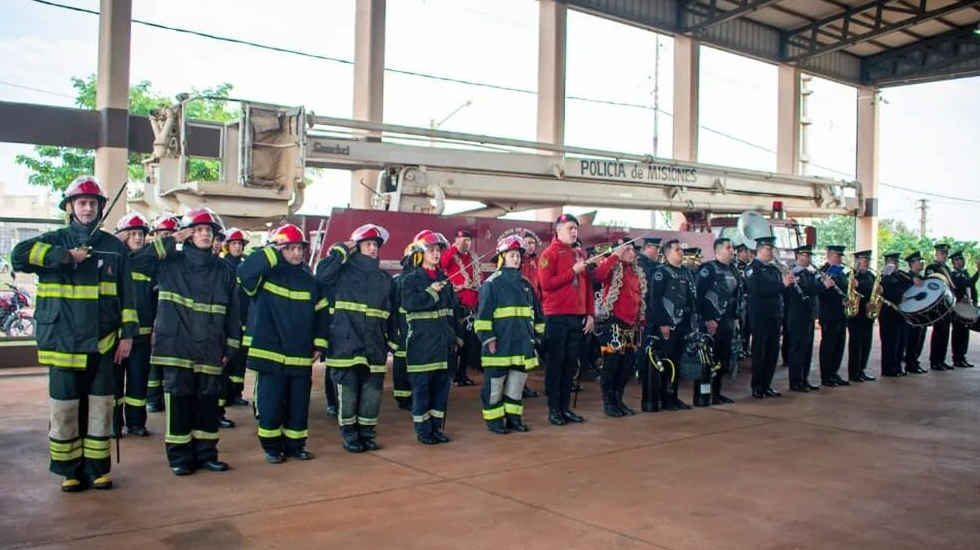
[{"xmin": 0, "ymin": 0, "xmax": 978, "ymax": 239}]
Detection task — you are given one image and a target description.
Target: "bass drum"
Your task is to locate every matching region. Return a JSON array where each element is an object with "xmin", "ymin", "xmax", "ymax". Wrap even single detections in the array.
[
  {"xmin": 899, "ymin": 277, "xmax": 954, "ymax": 327},
  {"xmin": 953, "ymin": 301, "xmax": 980, "ymax": 325}
]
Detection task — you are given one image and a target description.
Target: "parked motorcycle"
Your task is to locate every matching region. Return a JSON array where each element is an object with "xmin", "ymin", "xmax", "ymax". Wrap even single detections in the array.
[{"xmin": 0, "ymin": 280, "xmax": 34, "ymax": 337}]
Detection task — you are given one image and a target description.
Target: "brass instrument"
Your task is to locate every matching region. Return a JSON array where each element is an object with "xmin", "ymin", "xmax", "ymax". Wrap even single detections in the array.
[
  {"xmin": 866, "ymin": 269, "xmax": 884, "ymax": 320},
  {"xmin": 844, "ymin": 268, "xmax": 861, "ymax": 318},
  {"xmin": 816, "ymin": 265, "xmax": 848, "ymax": 298}
]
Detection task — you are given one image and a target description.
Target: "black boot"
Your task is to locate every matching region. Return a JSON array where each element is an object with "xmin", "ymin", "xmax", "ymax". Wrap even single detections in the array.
[
  {"xmin": 616, "ymin": 390, "xmax": 636, "ymax": 416},
  {"xmin": 603, "ymin": 392, "xmax": 624, "ymax": 417},
  {"xmin": 670, "ymin": 390, "xmax": 691, "ymax": 410},
  {"xmin": 711, "ymin": 377, "xmax": 734, "ymax": 404},
  {"xmin": 341, "ymin": 426, "xmax": 364, "ymax": 453},
  {"xmin": 548, "ymin": 408, "xmax": 566, "ymax": 425},
  {"xmin": 507, "ymin": 415, "xmax": 530, "ymax": 432},
  {"xmin": 487, "ymin": 418, "xmax": 511, "ymax": 434}
]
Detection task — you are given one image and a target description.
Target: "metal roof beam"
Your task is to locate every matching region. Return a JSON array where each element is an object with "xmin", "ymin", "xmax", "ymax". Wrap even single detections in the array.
[
  {"xmin": 863, "ymin": 24, "xmax": 980, "ymax": 85},
  {"xmin": 681, "ymin": 0, "xmax": 786, "ymax": 34}
]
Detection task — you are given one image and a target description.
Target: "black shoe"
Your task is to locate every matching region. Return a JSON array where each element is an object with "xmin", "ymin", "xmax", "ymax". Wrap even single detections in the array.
[
  {"xmin": 171, "ymin": 466, "xmax": 193, "ymax": 476},
  {"xmin": 910, "ymin": 366, "xmax": 928, "ymax": 374},
  {"xmin": 849, "ymin": 376, "xmax": 864, "ymax": 383},
  {"xmin": 231, "ymin": 397, "xmax": 249, "ymax": 407},
  {"xmin": 806, "ymin": 383, "xmax": 821, "ymax": 391},
  {"xmin": 343, "ymin": 440, "xmax": 365, "ymax": 453},
  {"xmin": 200, "ymin": 460, "xmax": 229, "ymax": 472},
  {"xmin": 617, "ymin": 394, "xmax": 636, "ymax": 416},
  {"xmin": 789, "ymin": 384, "xmax": 808, "ymax": 393},
  {"xmin": 603, "ymin": 402, "xmax": 624, "ymax": 417},
  {"xmin": 548, "ymin": 409, "xmax": 566, "ymax": 425},
  {"xmin": 712, "ymin": 394, "xmax": 735, "ymax": 404},
  {"xmin": 61, "ymin": 477, "xmax": 88, "ymax": 492},
  {"xmin": 672, "ymin": 397, "xmax": 692, "ymax": 410},
  {"xmin": 896, "ymin": 371, "xmax": 908, "ymax": 376},
  {"xmin": 432, "ymin": 431, "xmax": 451, "ymax": 443},
  {"xmin": 287, "ymin": 449, "xmax": 316, "ymax": 460},
  {"xmin": 462, "ymin": 376, "xmax": 476, "ymax": 386},
  {"xmin": 764, "ymin": 388, "xmax": 782, "ymax": 398},
  {"xmin": 752, "ymin": 389, "xmax": 765, "ymax": 399},
  {"xmin": 507, "ymin": 418, "xmax": 530, "ymax": 432},
  {"xmin": 859, "ymin": 373, "xmax": 876, "ymax": 382},
  {"xmin": 127, "ymin": 426, "xmax": 150, "ymax": 437},
  {"xmin": 563, "ymin": 410, "xmax": 585, "ymax": 423},
  {"xmin": 417, "ymin": 434, "xmax": 439, "ymax": 445},
  {"xmin": 265, "ymin": 452, "xmax": 285, "ymax": 464},
  {"xmin": 359, "ymin": 438, "xmax": 380, "ymax": 451},
  {"xmin": 522, "ymin": 386, "xmax": 539, "ymax": 398},
  {"xmin": 488, "ymin": 423, "xmax": 512, "ymax": 434},
  {"xmin": 833, "ymin": 377, "xmax": 850, "ymax": 386},
  {"xmin": 881, "ymin": 372, "xmax": 899, "ymax": 377},
  {"xmin": 218, "ymin": 417, "xmax": 235, "ymax": 429},
  {"xmin": 325, "ymin": 405, "xmax": 338, "ymax": 417},
  {"xmin": 962, "ymin": 361, "xmax": 975, "ymax": 368},
  {"xmin": 821, "ymin": 379, "xmax": 837, "ymax": 388},
  {"xmin": 146, "ymin": 402, "xmax": 163, "ymax": 413}
]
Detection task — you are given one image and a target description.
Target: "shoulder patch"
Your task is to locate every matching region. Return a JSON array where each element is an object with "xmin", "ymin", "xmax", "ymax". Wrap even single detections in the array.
[
  {"xmin": 486, "ymin": 271, "xmax": 502, "ymax": 282},
  {"xmin": 745, "ymin": 268, "xmax": 753, "ymax": 278},
  {"xmin": 654, "ymin": 271, "xmax": 664, "ymax": 281},
  {"xmin": 699, "ymin": 267, "xmax": 710, "ymax": 278},
  {"xmin": 539, "ymin": 256, "xmax": 548, "ymax": 269}
]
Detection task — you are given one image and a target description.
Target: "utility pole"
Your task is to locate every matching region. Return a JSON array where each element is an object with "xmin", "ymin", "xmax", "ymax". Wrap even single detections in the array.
[{"xmin": 917, "ymin": 199, "xmax": 928, "ymax": 237}]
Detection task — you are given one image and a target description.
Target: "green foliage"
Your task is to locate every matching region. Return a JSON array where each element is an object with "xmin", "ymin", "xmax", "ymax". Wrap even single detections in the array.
[
  {"xmin": 877, "ymin": 218, "xmax": 979, "ymax": 269},
  {"xmin": 813, "ymin": 215, "xmax": 856, "ymax": 250},
  {"xmin": 15, "ymin": 76, "xmax": 236, "ymax": 192}
]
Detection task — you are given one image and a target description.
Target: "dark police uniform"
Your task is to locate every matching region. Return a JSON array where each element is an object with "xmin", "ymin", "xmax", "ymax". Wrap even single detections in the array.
[
  {"xmin": 746, "ymin": 244, "xmax": 787, "ymax": 397},
  {"xmin": 646, "ymin": 261, "xmax": 695, "ymax": 409},
  {"xmin": 902, "ymin": 252, "xmax": 928, "ymax": 374},
  {"xmin": 926, "ymin": 245, "xmax": 954, "ymax": 370},
  {"xmin": 785, "ymin": 248, "xmax": 821, "ymax": 391},
  {"xmin": 735, "ymin": 249, "xmax": 752, "ymax": 356},
  {"xmin": 695, "ymin": 258, "xmax": 741, "ymax": 403},
  {"xmin": 879, "ymin": 254, "xmax": 912, "ymax": 377},
  {"xmin": 949, "ymin": 250, "xmax": 978, "ymax": 368},
  {"xmin": 846, "ymin": 251, "xmax": 876, "ymax": 382},
  {"xmin": 818, "ymin": 248, "xmax": 850, "ymax": 387}
]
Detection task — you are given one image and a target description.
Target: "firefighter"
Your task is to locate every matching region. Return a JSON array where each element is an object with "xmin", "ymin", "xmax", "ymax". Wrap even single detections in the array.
[
  {"xmin": 475, "ymin": 234, "xmax": 543, "ymax": 433},
  {"xmin": 539, "ymin": 214, "xmax": 592, "ymax": 425},
  {"xmin": 12, "ymin": 175, "xmax": 138, "ymax": 491},
  {"xmin": 747, "ymin": 236, "xmax": 794, "ymax": 398},
  {"xmin": 645, "ymin": 239, "xmax": 695, "ymax": 410},
  {"xmin": 903, "ymin": 252, "xmax": 928, "ymax": 374},
  {"xmin": 880, "ymin": 252, "xmax": 912, "ymax": 377},
  {"xmin": 138, "ymin": 207, "xmax": 240, "ymax": 476},
  {"xmin": 695, "ymin": 238, "xmax": 742, "ymax": 402},
  {"xmin": 316, "ymin": 224, "xmax": 393, "ymax": 453},
  {"xmin": 441, "ymin": 228, "xmax": 481, "ymax": 386},
  {"xmin": 818, "ymin": 245, "xmax": 851, "ymax": 387},
  {"xmin": 401, "ymin": 231, "xmax": 458, "ymax": 445},
  {"xmin": 145, "ymin": 213, "xmax": 179, "ymax": 413},
  {"xmin": 114, "ymin": 212, "xmax": 155, "ymax": 436},
  {"xmin": 238, "ymin": 224, "xmax": 328, "ymax": 463},
  {"xmin": 927, "ymin": 243, "xmax": 954, "ymax": 370},
  {"xmin": 950, "ymin": 250, "xmax": 978, "ymax": 368},
  {"xmin": 593, "ymin": 236, "xmax": 645, "ymax": 417},
  {"xmin": 221, "ymin": 228, "xmax": 250, "ymax": 409},
  {"xmin": 388, "ymin": 243, "xmax": 417, "ymax": 410}
]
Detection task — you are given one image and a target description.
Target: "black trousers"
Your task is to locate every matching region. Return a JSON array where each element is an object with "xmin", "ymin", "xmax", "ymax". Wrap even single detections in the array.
[
  {"xmin": 48, "ymin": 354, "xmax": 115, "ymax": 479},
  {"xmin": 116, "ymin": 335, "xmax": 151, "ymax": 430},
  {"xmin": 224, "ymin": 345, "xmax": 247, "ymax": 402},
  {"xmin": 819, "ymin": 319, "xmax": 847, "ymax": 382},
  {"xmin": 599, "ymin": 352, "xmax": 634, "ymax": 401},
  {"xmin": 255, "ymin": 370, "xmax": 311, "ymax": 455},
  {"xmin": 952, "ymin": 320, "xmax": 971, "ymax": 363},
  {"xmin": 392, "ymin": 353, "xmax": 411, "ymax": 404},
  {"xmin": 847, "ymin": 317, "xmax": 874, "ymax": 379},
  {"xmin": 453, "ymin": 326, "xmax": 482, "ymax": 382},
  {"xmin": 905, "ymin": 323, "xmax": 926, "ymax": 368},
  {"xmin": 929, "ymin": 316, "xmax": 951, "ymax": 365},
  {"xmin": 750, "ymin": 315, "xmax": 781, "ymax": 391},
  {"xmin": 544, "ymin": 315, "xmax": 584, "ymax": 411},
  {"xmin": 644, "ymin": 327, "xmax": 687, "ymax": 397},
  {"xmin": 163, "ymin": 370, "xmax": 220, "ymax": 469},
  {"xmin": 786, "ymin": 313, "xmax": 815, "ymax": 387},
  {"xmin": 879, "ymin": 312, "xmax": 908, "ymax": 375}
]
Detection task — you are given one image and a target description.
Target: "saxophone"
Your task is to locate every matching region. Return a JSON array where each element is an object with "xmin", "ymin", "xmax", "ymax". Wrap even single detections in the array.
[
  {"xmin": 844, "ymin": 269, "xmax": 861, "ymax": 318},
  {"xmin": 866, "ymin": 270, "xmax": 883, "ymax": 320}
]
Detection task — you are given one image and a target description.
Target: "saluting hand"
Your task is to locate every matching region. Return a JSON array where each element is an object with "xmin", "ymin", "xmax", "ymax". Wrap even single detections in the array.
[{"xmin": 173, "ymin": 228, "xmax": 194, "ymax": 242}]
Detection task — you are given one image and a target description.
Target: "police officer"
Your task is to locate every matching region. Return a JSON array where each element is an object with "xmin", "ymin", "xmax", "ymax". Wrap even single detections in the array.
[
  {"xmin": 638, "ymin": 237, "xmax": 662, "ymax": 282},
  {"xmin": 818, "ymin": 245, "xmax": 851, "ymax": 387},
  {"xmin": 734, "ymin": 243, "xmax": 753, "ymax": 356},
  {"xmin": 646, "ymin": 239, "xmax": 695, "ymax": 410},
  {"xmin": 846, "ymin": 250, "xmax": 877, "ymax": 383},
  {"xmin": 949, "ymin": 250, "xmax": 978, "ymax": 368},
  {"xmin": 695, "ymin": 238, "xmax": 740, "ymax": 403},
  {"xmin": 747, "ymin": 236, "xmax": 794, "ymax": 398},
  {"xmin": 221, "ymin": 228, "xmax": 250, "ymax": 408},
  {"xmin": 145, "ymin": 213, "xmax": 179, "ymax": 413},
  {"xmin": 927, "ymin": 243, "xmax": 955, "ymax": 370},
  {"xmin": 903, "ymin": 252, "xmax": 929, "ymax": 374},
  {"xmin": 12, "ymin": 176, "xmax": 138, "ymax": 492},
  {"xmin": 880, "ymin": 252, "xmax": 912, "ymax": 377},
  {"xmin": 785, "ymin": 245, "xmax": 821, "ymax": 392}
]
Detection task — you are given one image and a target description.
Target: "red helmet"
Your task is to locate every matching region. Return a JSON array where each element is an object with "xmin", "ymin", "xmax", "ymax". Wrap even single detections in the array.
[
  {"xmin": 416, "ymin": 231, "xmax": 449, "ymax": 250},
  {"xmin": 496, "ymin": 234, "xmax": 526, "ymax": 256},
  {"xmin": 180, "ymin": 207, "xmax": 223, "ymax": 232},
  {"xmin": 413, "ymin": 230, "xmax": 434, "ymax": 242},
  {"xmin": 269, "ymin": 224, "xmax": 308, "ymax": 246},
  {"xmin": 60, "ymin": 175, "xmax": 107, "ymax": 210},
  {"xmin": 351, "ymin": 224, "xmax": 389, "ymax": 246},
  {"xmin": 151, "ymin": 213, "xmax": 179, "ymax": 233},
  {"xmin": 224, "ymin": 227, "xmax": 248, "ymax": 244},
  {"xmin": 115, "ymin": 212, "xmax": 150, "ymax": 234}
]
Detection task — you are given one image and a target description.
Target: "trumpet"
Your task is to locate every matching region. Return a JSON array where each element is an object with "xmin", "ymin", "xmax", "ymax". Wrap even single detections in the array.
[
  {"xmin": 770, "ymin": 258, "xmax": 806, "ymax": 299},
  {"xmin": 816, "ymin": 265, "xmax": 848, "ymax": 298}
]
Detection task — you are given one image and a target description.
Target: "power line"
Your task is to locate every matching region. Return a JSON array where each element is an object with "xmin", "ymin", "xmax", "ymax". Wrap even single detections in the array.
[{"xmin": 0, "ymin": 79, "xmax": 75, "ymax": 99}]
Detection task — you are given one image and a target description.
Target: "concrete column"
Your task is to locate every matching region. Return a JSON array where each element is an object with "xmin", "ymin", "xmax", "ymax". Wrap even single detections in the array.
[
  {"xmin": 855, "ymin": 87, "xmax": 879, "ymax": 262},
  {"xmin": 776, "ymin": 65, "xmax": 801, "ymax": 175},
  {"xmin": 670, "ymin": 35, "xmax": 700, "ymax": 229},
  {"xmin": 94, "ymin": 0, "xmax": 132, "ymax": 226},
  {"xmin": 534, "ymin": 0, "xmax": 566, "ymax": 223},
  {"xmin": 351, "ymin": 0, "xmax": 386, "ymax": 209}
]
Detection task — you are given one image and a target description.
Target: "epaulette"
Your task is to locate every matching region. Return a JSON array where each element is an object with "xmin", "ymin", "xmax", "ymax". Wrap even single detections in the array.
[{"xmin": 485, "ymin": 270, "xmax": 503, "ymax": 283}]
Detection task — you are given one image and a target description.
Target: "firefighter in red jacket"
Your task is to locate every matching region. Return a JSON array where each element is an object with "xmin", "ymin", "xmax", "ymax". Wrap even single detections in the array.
[
  {"xmin": 538, "ymin": 213, "xmax": 593, "ymax": 426},
  {"xmin": 593, "ymin": 236, "xmax": 646, "ymax": 417},
  {"xmin": 521, "ymin": 230, "xmax": 542, "ymax": 299},
  {"xmin": 441, "ymin": 228, "xmax": 480, "ymax": 386}
]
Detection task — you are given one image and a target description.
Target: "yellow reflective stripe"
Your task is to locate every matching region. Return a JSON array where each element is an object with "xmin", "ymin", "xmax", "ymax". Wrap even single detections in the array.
[
  {"xmin": 229, "ymin": 376, "xmax": 244, "ymax": 383},
  {"xmin": 482, "ymin": 405, "xmax": 506, "ymax": 420},
  {"xmin": 153, "ymin": 238, "xmax": 166, "ymax": 260},
  {"xmin": 131, "ymin": 271, "xmax": 152, "ymax": 282},
  {"xmin": 121, "ymin": 308, "xmax": 139, "ymax": 323},
  {"xmin": 283, "ymin": 428, "xmax": 308, "ymax": 439},
  {"xmin": 99, "ymin": 282, "xmax": 117, "ymax": 296},
  {"xmin": 226, "ymin": 338, "xmax": 240, "ymax": 349},
  {"xmin": 474, "ymin": 320, "xmax": 492, "ymax": 331},
  {"xmin": 323, "ymin": 356, "xmax": 386, "ymax": 372},
  {"xmin": 406, "ymin": 361, "xmax": 447, "ymax": 372},
  {"xmin": 139, "ymin": 326, "xmax": 153, "ymax": 335},
  {"xmin": 504, "ymin": 402, "xmax": 524, "ymax": 415},
  {"xmin": 123, "ymin": 396, "xmax": 146, "ymax": 407},
  {"xmin": 51, "ymin": 448, "xmax": 83, "ymax": 461},
  {"xmin": 263, "ymin": 281, "xmax": 311, "ymax": 301},
  {"xmin": 37, "ymin": 283, "xmax": 99, "ymax": 300},
  {"xmin": 158, "ymin": 291, "xmax": 227, "ymax": 314},
  {"xmin": 425, "ymin": 287, "xmax": 439, "ymax": 302},
  {"xmin": 38, "ymin": 350, "xmax": 88, "ymax": 368},
  {"xmin": 494, "ymin": 306, "xmax": 532, "ymax": 319},
  {"xmin": 164, "ymin": 393, "xmax": 191, "ymax": 444},
  {"xmin": 331, "ymin": 300, "xmax": 390, "ymax": 319},
  {"xmin": 393, "ymin": 389, "xmax": 412, "ymax": 397},
  {"xmin": 194, "ymin": 364, "xmax": 223, "ymax": 375},
  {"xmin": 482, "ymin": 355, "xmax": 537, "ymax": 368},
  {"xmin": 83, "ymin": 438, "xmax": 111, "ymax": 459},
  {"xmin": 192, "ymin": 430, "xmax": 219, "ymax": 440},
  {"xmin": 29, "ymin": 241, "xmax": 52, "ymax": 266},
  {"xmin": 535, "ymin": 322, "xmax": 545, "ymax": 335},
  {"xmin": 313, "ymin": 338, "xmax": 328, "ymax": 348},
  {"xmin": 412, "ymin": 413, "xmax": 431, "ymax": 423},
  {"xmin": 166, "ymin": 434, "xmax": 192, "ymax": 444},
  {"xmin": 315, "ymin": 297, "xmax": 329, "ymax": 311},
  {"xmin": 387, "ymin": 340, "xmax": 398, "ymax": 351},
  {"xmin": 146, "ymin": 380, "xmax": 161, "ymax": 388},
  {"xmin": 50, "ymin": 440, "xmax": 82, "ymax": 453},
  {"xmin": 248, "ymin": 347, "xmax": 313, "ymax": 367},
  {"xmin": 394, "ymin": 350, "xmax": 406, "ymax": 358},
  {"xmin": 405, "ymin": 308, "xmax": 452, "ymax": 321},
  {"xmin": 150, "ymin": 356, "xmax": 223, "ymax": 375},
  {"xmin": 430, "ymin": 410, "xmax": 445, "ymax": 419},
  {"xmin": 239, "ymin": 275, "xmax": 260, "ymax": 297},
  {"xmin": 263, "ymin": 246, "xmax": 278, "ymax": 268},
  {"xmin": 243, "ymin": 335, "xmax": 253, "ymax": 347},
  {"xmin": 330, "ymin": 245, "xmax": 348, "ymax": 261},
  {"xmin": 258, "ymin": 426, "xmax": 282, "ymax": 438},
  {"xmin": 98, "ymin": 332, "xmax": 117, "ymax": 354}
]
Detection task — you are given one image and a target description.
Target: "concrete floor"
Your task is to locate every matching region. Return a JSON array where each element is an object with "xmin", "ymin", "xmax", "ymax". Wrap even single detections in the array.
[{"xmin": 1, "ymin": 334, "xmax": 979, "ymax": 550}]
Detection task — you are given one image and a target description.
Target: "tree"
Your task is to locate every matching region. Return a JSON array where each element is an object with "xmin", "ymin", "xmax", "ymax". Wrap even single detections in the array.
[
  {"xmin": 15, "ymin": 76, "xmax": 236, "ymax": 192},
  {"xmin": 813, "ymin": 215, "xmax": 855, "ymax": 251}
]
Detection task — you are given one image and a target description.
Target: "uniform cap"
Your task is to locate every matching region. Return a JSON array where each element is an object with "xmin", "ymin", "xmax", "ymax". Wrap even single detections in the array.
[
  {"xmin": 826, "ymin": 245, "xmax": 846, "ymax": 253},
  {"xmin": 854, "ymin": 250, "xmax": 872, "ymax": 259},
  {"xmin": 904, "ymin": 251, "xmax": 922, "ymax": 263},
  {"xmin": 454, "ymin": 228, "xmax": 473, "ymax": 239},
  {"xmin": 555, "ymin": 213, "xmax": 580, "ymax": 226},
  {"xmin": 794, "ymin": 244, "xmax": 813, "ymax": 254},
  {"xmin": 950, "ymin": 250, "xmax": 964, "ymax": 260},
  {"xmin": 755, "ymin": 236, "xmax": 776, "ymax": 248}
]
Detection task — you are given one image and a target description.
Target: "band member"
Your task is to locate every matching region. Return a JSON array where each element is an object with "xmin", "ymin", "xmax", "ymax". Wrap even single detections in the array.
[
  {"xmin": 646, "ymin": 239, "xmax": 694, "ymax": 410},
  {"xmin": 441, "ymin": 228, "xmax": 481, "ymax": 386},
  {"xmin": 12, "ymin": 176, "xmax": 137, "ymax": 491},
  {"xmin": 239, "ymin": 224, "xmax": 328, "ymax": 463},
  {"xmin": 539, "ymin": 214, "xmax": 593, "ymax": 425},
  {"xmin": 475, "ymin": 235, "xmax": 543, "ymax": 433},
  {"xmin": 114, "ymin": 213, "xmax": 155, "ymax": 436},
  {"xmin": 927, "ymin": 243, "xmax": 954, "ymax": 370},
  {"xmin": 146, "ymin": 213, "xmax": 179, "ymax": 413},
  {"xmin": 638, "ymin": 237, "xmax": 662, "ymax": 282},
  {"xmin": 846, "ymin": 250, "xmax": 877, "ymax": 383},
  {"xmin": 140, "ymin": 207, "xmax": 240, "ymax": 476},
  {"xmin": 903, "ymin": 252, "xmax": 929, "ymax": 374},
  {"xmin": 316, "ymin": 224, "xmax": 393, "ymax": 453},
  {"xmin": 818, "ymin": 245, "xmax": 851, "ymax": 387},
  {"xmin": 695, "ymin": 238, "xmax": 740, "ymax": 402},
  {"xmin": 220, "ymin": 228, "xmax": 250, "ymax": 409},
  {"xmin": 388, "ymin": 244, "xmax": 417, "ymax": 410},
  {"xmin": 735, "ymin": 243, "xmax": 753, "ymax": 356},
  {"xmin": 747, "ymin": 236, "xmax": 794, "ymax": 398},
  {"xmin": 949, "ymin": 250, "xmax": 978, "ymax": 368},
  {"xmin": 594, "ymin": 236, "xmax": 646, "ymax": 417},
  {"xmin": 880, "ymin": 252, "xmax": 912, "ymax": 377},
  {"xmin": 785, "ymin": 245, "xmax": 821, "ymax": 392},
  {"xmin": 401, "ymin": 231, "xmax": 458, "ymax": 445}
]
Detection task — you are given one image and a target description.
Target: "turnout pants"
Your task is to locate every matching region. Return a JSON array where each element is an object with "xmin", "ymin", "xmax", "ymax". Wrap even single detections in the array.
[
  {"xmin": 879, "ymin": 311, "xmax": 908, "ymax": 375},
  {"xmin": 544, "ymin": 315, "xmax": 584, "ymax": 412},
  {"xmin": 163, "ymin": 369, "xmax": 220, "ymax": 470},
  {"xmin": 819, "ymin": 319, "xmax": 847, "ymax": 383},
  {"xmin": 750, "ymin": 315, "xmax": 781, "ymax": 392},
  {"xmin": 952, "ymin": 319, "xmax": 971, "ymax": 364},
  {"xmin": 481, "ymin": 367, "xmax": 529, "ymax": 428},
  {"xmin": 224, "ymin": 345, "xmax": 247, "ymax": 403},
  {"xmin": 255, "ymin": 370, "xmax": 311, "ymax": 455},
  {"xmin": 147, "ymin": 364, "xmax": 163, "ymax": 409},
  {"xmin": 392, "ymin": 353, "xmax": 412, "ymax": 405},
  {"xmin": 929, "ymin": 316, "xmax": 951, "ymax": 366},
  {"xmin": 905, "ymin": 323, "xmax": 926, "ymax": 369},
  {"xmin": 847, "ymin": 317, "xmax": 874, "ymax": 379},
  {"xmin": 409, "ymin": 366, "xmax": 451, "ymax": 438},
  {"xmin": 454, "ymin": 324, "xmax": 482, "ymax": 382},
  {"xmin": 786, "ymin": 314, "xmax": 815, "ymax": 387},
  {"xmin": 48, "ymin": 353, "xmax": 115, "ymax": 479},
  {"xmin": 323, "ymin": 367, "xmax": 338, "ymax": 411},
  {"xmin": 331, "ymin": 366, "xmax": 383, "ymax": 443},
  {"xmin": 115, "ymin": 335, "xmax": 151, "ymax": 430}
]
